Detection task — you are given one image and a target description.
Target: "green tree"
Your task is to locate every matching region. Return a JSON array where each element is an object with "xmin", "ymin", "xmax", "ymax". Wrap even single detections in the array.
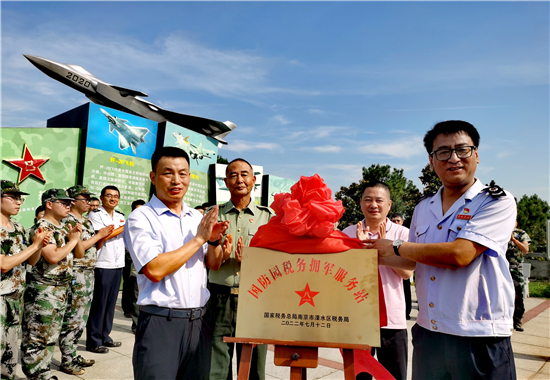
[
  {"xmin": 335, "ymin": 164, "xmax": 421, "ymax": 228},
  {"xmin": 516, "ymin": 194, "xmax": 550, "ymax": 253},
  {"xmin": 419, "ymin": 163, "xmax": 442, "ymax": 196},
  {"xmin": 217, "ymin": 155, "xmax": 229, "ymax": 164}
]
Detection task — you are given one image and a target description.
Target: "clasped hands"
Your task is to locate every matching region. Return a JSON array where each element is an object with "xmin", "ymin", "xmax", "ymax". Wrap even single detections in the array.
[{"xmin": 356, "ymin": 220, "xmax": 395, "ymax": 257}]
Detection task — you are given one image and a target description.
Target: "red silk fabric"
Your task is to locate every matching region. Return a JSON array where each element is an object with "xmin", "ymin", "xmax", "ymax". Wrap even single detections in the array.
[{"xmin": 249, "ymin": 174, "xmax": 391, "ymax": 378}]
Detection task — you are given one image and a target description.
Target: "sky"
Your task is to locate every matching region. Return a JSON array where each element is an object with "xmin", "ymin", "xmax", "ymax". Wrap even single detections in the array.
[{"xmin": 2, "ymin": 1, "xmax": 549, "ymax": 202}]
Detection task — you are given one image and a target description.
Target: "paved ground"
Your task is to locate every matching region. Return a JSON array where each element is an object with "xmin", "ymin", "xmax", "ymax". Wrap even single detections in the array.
[{"xmin": 14, "ymin": 288, "xmax": 550, "ymax": 380}]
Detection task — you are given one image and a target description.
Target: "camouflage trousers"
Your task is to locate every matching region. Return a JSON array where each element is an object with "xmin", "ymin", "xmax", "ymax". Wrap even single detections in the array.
[
  {"xmin": 58, "ymin": 268, "xmax": 94, "ymax": 364},
  {"xmin": 1, "ymin": 293, "xmax": 23, "ymax": 380},
  {"xmin": 21, "ymin": 281, "xmax": 69, "ymax": 380}
]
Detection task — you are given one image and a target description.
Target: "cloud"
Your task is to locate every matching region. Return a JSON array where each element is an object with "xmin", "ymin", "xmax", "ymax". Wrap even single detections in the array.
[
  {"xmin": 306, "ymin": 146, "xmax": 342, "ymax": 153},
  {"xmin": 357, "ymin": 137, "xmax": 425, "ymax": 159},
  {"xmin": 271, "ymin": 115, "xmax": 290, "ymax": 125},
  {"xmin": 220, "ymin": 140, "xmax": 281, "ymax": 152}
]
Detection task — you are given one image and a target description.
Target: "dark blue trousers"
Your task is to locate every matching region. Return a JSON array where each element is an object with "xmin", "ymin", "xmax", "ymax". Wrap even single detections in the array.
[
  {"xmin": 86, "ymin": 267, "xmax": 122, "ymax": 348},
  {"xmin": 411, "ymin": 324, "xmax": 516, "ymax": 380}
]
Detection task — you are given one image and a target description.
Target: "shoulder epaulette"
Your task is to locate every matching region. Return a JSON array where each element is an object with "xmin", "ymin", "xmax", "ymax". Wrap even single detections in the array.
[
  {"xmin": 116, "ymin": 210, "xmax": 125, "ymax": 216},
  {"xmin": 256, "ymin": 204, "xmax": 274, "ymax": 214},
  {"xmin": 90, "ymin": 208, "xmax": 100, "ymax": 213},
  {"xmin": 482, "ymin": 184, "xmax": 506, "ymax": 199}
]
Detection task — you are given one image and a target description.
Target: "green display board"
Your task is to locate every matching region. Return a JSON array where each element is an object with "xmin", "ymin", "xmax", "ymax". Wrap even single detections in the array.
[{"xmin": 1, "ymin": 128, "xmax": 80, "ymax": 227}]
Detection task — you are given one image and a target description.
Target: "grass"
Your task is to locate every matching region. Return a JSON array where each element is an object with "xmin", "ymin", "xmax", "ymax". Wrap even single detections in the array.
[{"xmin": 529, "ymin": 280, "xmax": 550, "ymax": 298}]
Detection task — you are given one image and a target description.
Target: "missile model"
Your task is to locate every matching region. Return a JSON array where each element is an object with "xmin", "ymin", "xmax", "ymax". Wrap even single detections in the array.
[{"xmin": 24, "ymin": 54, "xmax": 236, "ymax": 144}]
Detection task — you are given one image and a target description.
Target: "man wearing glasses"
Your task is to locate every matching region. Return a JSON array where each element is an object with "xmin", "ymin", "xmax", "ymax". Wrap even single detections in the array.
[
  {"xmin": 21, "ymin": 189, "xmax": 83, "ymax": 380},
  {"xmin": 86, "ymin": 186, "xmax": 126, "ymax": 353},
  {"xmin": 58, "ymin": 186, "xmax": 114, "ymax": 375},
  {"xmin": 366, "ymin": 121, "xmax": 517, "ymax": 380}
]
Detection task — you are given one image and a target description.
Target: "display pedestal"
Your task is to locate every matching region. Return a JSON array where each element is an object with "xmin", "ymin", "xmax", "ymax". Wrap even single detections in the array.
[{"xmin": 224, "ymin": 337, "xmax": 361, "ymax": 380}]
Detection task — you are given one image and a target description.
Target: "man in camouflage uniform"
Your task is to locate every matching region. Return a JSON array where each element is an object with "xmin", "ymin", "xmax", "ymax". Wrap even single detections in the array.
[
  {"xmin": 506, "ymin": 221, "xmax": 531, "ymax": 332},
  {"xmin": 1, "ymin": 180, "xmax": 50, "ymax": 380},
  {"xmin": 21, "ymin": 189, "xmax": 83, "ymax": 380},
  {"xmin": 58, "ymin": 186, "xmax": 114, "ymax": 375}
]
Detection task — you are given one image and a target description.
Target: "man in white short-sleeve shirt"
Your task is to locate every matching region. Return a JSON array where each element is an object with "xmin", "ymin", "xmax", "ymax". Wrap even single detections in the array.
[
  {"xmin": 124, "ymin": 146, "xmax": 229, "ymax": 380},
  {"xmin": 366, "ymin": 120, "xmax": 517, "ymax": 380},
  {"xmin": 343, "ymin": 182, "xmax": 412, "ymax": 380}
]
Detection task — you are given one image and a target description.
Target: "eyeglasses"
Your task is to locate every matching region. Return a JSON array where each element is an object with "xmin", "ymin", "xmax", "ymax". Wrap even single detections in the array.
[
  {"xmin": 1, "ymin": 195, "xmax": 25, "ymax": 204},
  {"xmin": 103, "ymin": 194, "xmax": 120, "ymax": 199},
  {"xmin": 53, "ymin": 200, "xmax": 72, "ymax": 207},
  {"xmin": 430, "ymin": 146, "xmax": 477, "ymax": 161},
  {"xmin": 74, "ymin": 197, "xmax": 91, "ymax": 203}
]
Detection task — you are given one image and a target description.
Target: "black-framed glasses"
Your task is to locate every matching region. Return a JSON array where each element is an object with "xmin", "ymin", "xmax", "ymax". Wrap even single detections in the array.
[
  {"xmin": 1, "ymin": 195, "xmax": 25, "ymax": 204},
  {"xmin": 74, "ymin": 197, "xmax": 91, "ymax": 203},
  {"xmin": 53, "ymin": 200, "xmax": 72, "ymax": 207},
  {"xmin": 430, "ymin": 146, "xmax": 477, "ymax": 161}
]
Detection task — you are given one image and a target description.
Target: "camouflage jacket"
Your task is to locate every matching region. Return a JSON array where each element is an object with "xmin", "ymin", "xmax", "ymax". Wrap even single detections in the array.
[
  {"xmin": 506, "ymin": 228, "xmax": 531, "ymax": 283},
  {"xmin": 62, "ymin": 213, "xmax": 97, "ymax": 269},
  {"xmin": 28, "ymin": 219, "xmax": 72, "ymax": 284},
  {"xmin": 0, "ymin": 219, "xmax": 28, "ymax": 295}
]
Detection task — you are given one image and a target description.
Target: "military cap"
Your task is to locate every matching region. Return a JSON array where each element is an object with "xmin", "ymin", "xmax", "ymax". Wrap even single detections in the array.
[
  {"xmin": 1, "ymin": 180, "xmax": 29, "ymax": 196},
  {"xmin": 67, "ymin": 185, "xmax": 95, "ymax": 198},
  {"xmin": 42, "ymin": 188, "xmax": 74, "ymax": 204}
]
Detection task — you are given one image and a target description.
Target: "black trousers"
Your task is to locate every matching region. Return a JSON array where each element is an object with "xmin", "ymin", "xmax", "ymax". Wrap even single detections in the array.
[
  {"xmin": 122, "ymin": 252, "xmax": 135, "ymax": 315},
  {"xmin": 403, "ymin": 278, "xmax": 412, "ymax": 318},
  {"xmin": 357, "ymin": 328, "xmax": 408, "ymax": 380},
  {"xmin": 133, "ymin": 307, "xmax": 213, "ymax": 380},
  {"xmin": 411, "ymin": 324, "xmax": 516, "ymax": 380},
  {"xmin": 86, "ymin": 267, "xmax": 122, "ymax": 348}
]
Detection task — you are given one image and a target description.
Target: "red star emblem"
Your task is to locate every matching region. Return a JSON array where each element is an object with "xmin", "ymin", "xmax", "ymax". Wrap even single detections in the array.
[
  {"xmin": 3, "ymin": 144, "xmax": 49, "ymax": 183},
  {"xmin": 295, "ymin": 283, "xmax": 320, "ymax": 307}
]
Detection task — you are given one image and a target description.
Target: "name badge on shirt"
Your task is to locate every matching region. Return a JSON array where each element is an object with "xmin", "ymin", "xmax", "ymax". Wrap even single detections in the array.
[{"xmin": 457, "ymin": 214, "xmax": 472, "ymax": 220}]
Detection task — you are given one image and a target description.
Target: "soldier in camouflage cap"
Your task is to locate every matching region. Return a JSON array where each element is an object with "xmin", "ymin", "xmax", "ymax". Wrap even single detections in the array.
[
  {"xmin": 58, "ymin": 186, "xmax": 113, "ymax": 375},
  {"xmin": 1, "ymin": 180, "xmax": 51, "ymax": 380},
  {"xmin": 506, "ymin": 221, "xmax": 531, "ymax": 332},
  {"xmin": 21, "ymin": 188, "xmax": 83, "ymax": 380}
]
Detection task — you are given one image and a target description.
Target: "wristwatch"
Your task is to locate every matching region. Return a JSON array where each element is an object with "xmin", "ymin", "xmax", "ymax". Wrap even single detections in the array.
[{"xmin": 393, "ymin": 239, "xmax": 404, "ymax": 256}]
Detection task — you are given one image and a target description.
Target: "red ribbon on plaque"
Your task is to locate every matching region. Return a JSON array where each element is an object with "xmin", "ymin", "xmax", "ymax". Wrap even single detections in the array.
[{"xmin": 250, "ymin": 174, "xmax": 393, "ymax": 379}]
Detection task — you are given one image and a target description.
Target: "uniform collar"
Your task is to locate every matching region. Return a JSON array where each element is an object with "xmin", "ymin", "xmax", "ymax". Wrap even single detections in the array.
[
  {"xmin": 149, "ymin": 194, "xmax": 192, "ymax": 217},
  {"xmin": 221, "ymin": 199, "xmax": 257, "ymax": 215},
  {"xmin": 429, "ymin": 178, "xmax": 484, "ymax": 219}
]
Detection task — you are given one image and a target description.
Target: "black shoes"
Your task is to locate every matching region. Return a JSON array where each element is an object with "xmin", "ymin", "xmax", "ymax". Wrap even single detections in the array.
[
  {"xmin": 86, "ymin": 345, "xmax": 109, "ymax": 354},
  {"xmin": 104, "ymin": 341, "xmax": 122, "ymax": 348},
  {"xmin": 514, "ymin": 325, "xmax": 524, "ymax": 332}
]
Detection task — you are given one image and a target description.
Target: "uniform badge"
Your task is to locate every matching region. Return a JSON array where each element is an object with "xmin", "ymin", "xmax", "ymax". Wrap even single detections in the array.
[
  {"xmin": 249, "ymin": 219, "xmax": 254, "ymax": 223},
  {"xmin": 457, "ymin": 214, "xmax": 472, "ymax": 220},
  {"xmin": 463, "ymin": 208, "xmax": 470, "ymax": 214}
]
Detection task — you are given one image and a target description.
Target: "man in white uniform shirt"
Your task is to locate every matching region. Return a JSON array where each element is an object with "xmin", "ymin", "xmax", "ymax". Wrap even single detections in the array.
[
  {"xmin": 124, "ymin": 146, "xmax": 229, "ymax": 380},
  {"xmin": 366, "ymin": 120, "xmax": 517, "ymax": 380},
  {"xmin": 86, "ymin": 185, "xmax": 126, "ymax": 353},
  {"xmin": 342, "ymin": 182, "xmax": 412, "ymax": 380}
]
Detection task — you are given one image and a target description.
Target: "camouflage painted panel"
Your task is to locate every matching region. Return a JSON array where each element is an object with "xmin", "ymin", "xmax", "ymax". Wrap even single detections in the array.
[
  {"xmin": 62, "ymin": 214, "xmax": 97, "ymax": 268},
  {"xmin": 28, "ymin": 219, "xmax": 73, "ymax": 283},
  {"xmin": 0, "ymin": 220, "xmax": 27, "ymax": 295}
]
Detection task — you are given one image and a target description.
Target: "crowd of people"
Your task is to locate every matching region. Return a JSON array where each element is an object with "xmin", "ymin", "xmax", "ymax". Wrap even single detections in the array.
[{"xmin": 1, "ymin": 120, "xmax": 529, "ymax": 380}]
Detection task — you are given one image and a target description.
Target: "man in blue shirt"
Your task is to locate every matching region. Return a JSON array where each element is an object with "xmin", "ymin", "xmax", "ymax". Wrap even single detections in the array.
[
  {"xmin": 124, "ymin": 146, "xmax": 229, "ymax": 380},
  {"xmin": 366, "ymin": 120, "xmax": 517, "ymax": 380}
]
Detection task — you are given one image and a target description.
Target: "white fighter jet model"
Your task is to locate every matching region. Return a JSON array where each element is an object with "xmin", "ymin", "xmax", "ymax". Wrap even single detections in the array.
[
  {"xmin": 172, "ymin": 132, "xmax": 216, "ymax": 164},
  {"xmin": 100, "ymin": 108, "xmax": 149, "ymax": 154},
  {"xmin": 24, "ymin": 54, "xmax": 236, "ymax": 144}
]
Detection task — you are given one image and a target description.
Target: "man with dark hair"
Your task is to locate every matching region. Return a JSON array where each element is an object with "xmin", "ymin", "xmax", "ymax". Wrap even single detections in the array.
[
  {"xmin": 208, "ymin": 158, "xmax": 274, "ymax": 380},
  {"xmin": 124, "ymin": 146, "xmax": 229, "ymax": 380},
  {"xmin": 343, "ymin": 182, "xmax": 411, "ymax": 380},
  {"xmin": 86, "ymin": 185, "xmax": 126, "ymax": 353},
  {"xmin": 89, "ymin": 197, "xmax": 100, "ymax": 211},
  {"xmin": 367, "ymin": 120, "xmax": 517, "ymax": 379},
  {"xmin": 390, "ymin": 213, "xmax": 404, "ymax": 225}
]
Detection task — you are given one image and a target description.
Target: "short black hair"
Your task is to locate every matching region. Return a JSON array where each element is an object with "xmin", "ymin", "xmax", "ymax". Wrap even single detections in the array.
[
  {"xmin": 360, "ymin": 181, "xmax": 391, "ymax": 199},
  {"xmin": 423, "ymin": 120, "xmax": 480, "ymax": 154},
  {"xmin": 101, "ymin": 186, "xmax": 120, "ymax": 197},
  {"xmin": 151, "ymin": 146, "xmax": 190, "ymax": 172},
  {"xmin": 90, "ymin": 197, "xmax": 100, "ymax": 203},
  {"xmin": 225, "ymin": 158, "xmax": 253, "ymax": 176},
  {"xmin": 390, "ymin": 213, "xmax": 403, "ymax": 220},
  {"xmin": 131, "ymin": 199, "xmax": 146, "ymax": 210}
]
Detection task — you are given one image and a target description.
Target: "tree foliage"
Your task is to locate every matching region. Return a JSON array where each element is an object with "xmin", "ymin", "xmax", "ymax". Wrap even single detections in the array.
[
  {"xmin": 335, "ymin": 164, "xmax": 421, "ymax": 228},
  {"xmin": 419, "ymin": 163, "xmax": 442, "ymax": 196},
  {"xmin": 516, "ymin": 194, "xmax": 550, "ymax": 253},
  {"xmin": 217, "ymin": 155, "xmax": 229, "ymax": 164}
]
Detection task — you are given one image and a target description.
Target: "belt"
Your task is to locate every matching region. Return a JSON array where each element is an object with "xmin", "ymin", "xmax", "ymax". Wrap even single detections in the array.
[
  {"xmin": 209, "ymin": 283, "xmax": 239, "ymax": 295},
  {"xmin": 141, "ymin": 304, "xmax": 207, "ymax": 321}
]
